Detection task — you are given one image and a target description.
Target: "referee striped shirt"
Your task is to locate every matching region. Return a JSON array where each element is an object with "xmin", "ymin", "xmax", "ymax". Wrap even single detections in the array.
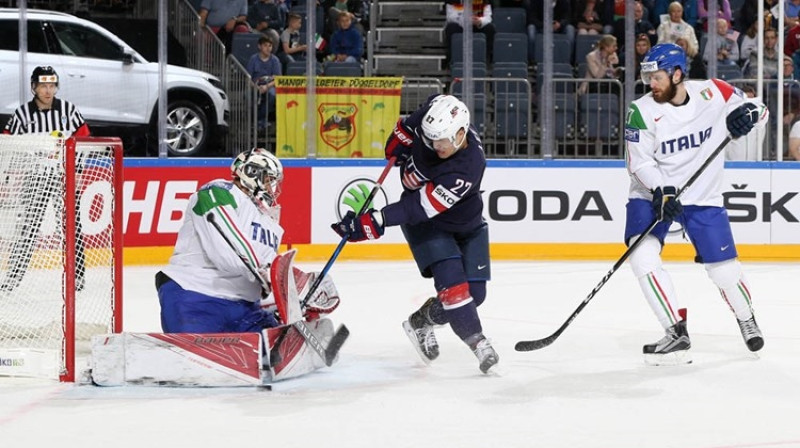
[{"xmin": 3, "ymin": 98, "xmax": 90, "ymax": 137}]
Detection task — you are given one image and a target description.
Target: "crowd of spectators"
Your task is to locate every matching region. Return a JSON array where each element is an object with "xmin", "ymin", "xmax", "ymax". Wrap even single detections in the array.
[{"xmin": 196, "ymin": 0, "xmax": 369, "ymax": 70}]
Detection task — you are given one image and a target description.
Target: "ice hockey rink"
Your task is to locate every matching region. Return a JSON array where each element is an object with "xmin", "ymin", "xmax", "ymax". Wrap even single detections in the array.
[{"xmin": 1, "ymin": 259, "xmax": 799, "ymax": 448}]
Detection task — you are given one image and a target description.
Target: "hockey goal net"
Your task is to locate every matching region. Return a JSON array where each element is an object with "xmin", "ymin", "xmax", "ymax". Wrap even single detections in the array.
[{"xmin": 0, "ymin": 135, "xmax": 123, "ymax": 382}]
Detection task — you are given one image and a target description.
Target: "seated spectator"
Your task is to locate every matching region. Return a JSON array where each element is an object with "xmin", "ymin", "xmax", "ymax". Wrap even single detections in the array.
[
  {"xmin": 246, "ymin": 35, "xmax": 282, "ymax": 128},
  {"xmin": 247, "ymin": 0, "xmax": 283, "ymax": 49},
  {"xmin": 444, "ymin": 0, "xmax": 496, "ymax": 65},
  {"xmin": 528, "ymin": 0, "xmax": 575, "ymax": 62},
  {"xmin": 198, "ymin": 0, "xmax": 250, "ymax": 55},
  {"xmin": 783, "ymin": 0, "xmax": 800, "ymax": 30},
  {"xmin": 323, "ymin": 0, "xmax": 366, "ymax": 38},
  {"xmin": 675, "ymin": 36, "xmax": 706, "ymax": 79},
  {"xmin": 702, "ymin": 18, "xmax": 739, "ymax": 67},
  {"xmin": 651, "ymin": 0, "xmax": 697, "ymax": 29},
  {"xmin": 579, "ymin": 34, "xmax": 622, "ymax": 95},
  {"xmin": 634, "ymin": 32, "xmax": 652, "ymax": 81},
  {"xmin": 745, "ymin": 28, "xmax": 780, "ymax": 79},
  {"xmin": 656, "ymin": 1, "xmax": 699, "ymax": 60},
  {"xmin": 327, "ymin": 11, "xmax": 364, "ymax": 64},
  {"xmin": 697, "ymin": 0, "xmax": 732, "ymax": 34},
  {"xmin": 574, "ymin": 0, "xmax": 610, "ymax": 35},
  {"xmin": 786, "ymin": 11, "xmax": 800, "ymax": 78},
  {"xmin": 615, "ymin": 1, "xmax": 657, "ymax": 53},
  {"xmin": 279, "ymin": 12, "xmax": 308, "ymax": 67},
  {"xmin": 739, "ymin": 22, "xmax": 759, "ymax": 65}
]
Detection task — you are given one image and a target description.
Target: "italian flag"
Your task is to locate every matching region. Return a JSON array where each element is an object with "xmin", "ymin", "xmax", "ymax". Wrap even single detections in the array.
[{"xmin": 314, "ymin": 33, "xmax": 326, "ymax": 51}]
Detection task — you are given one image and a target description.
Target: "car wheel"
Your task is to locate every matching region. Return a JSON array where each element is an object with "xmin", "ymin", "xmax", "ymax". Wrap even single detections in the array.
[{"xmin": 165, "ymin": 100, "xmax": 209, "ymax": 157}]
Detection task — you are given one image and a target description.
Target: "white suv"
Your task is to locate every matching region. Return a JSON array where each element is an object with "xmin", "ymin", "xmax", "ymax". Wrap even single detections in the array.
[{"xmin": 0, "ymin": 9, "xmax": 229, "ymax": 156}]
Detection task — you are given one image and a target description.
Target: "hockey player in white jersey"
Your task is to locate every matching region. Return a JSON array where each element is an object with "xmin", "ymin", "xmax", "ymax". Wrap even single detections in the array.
[
  {"xmin": 624, "ymin": 43, "xmax": 767, "ymax": 365},
  {"xmin": 156, "ymin": 148, "xmax": 341, "ymax": 380}
]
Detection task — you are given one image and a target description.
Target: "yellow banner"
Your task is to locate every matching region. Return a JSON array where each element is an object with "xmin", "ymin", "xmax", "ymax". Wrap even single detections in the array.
[{"xmin": 275, "ymin": 76, "xmax": 403, "ymax": 158}]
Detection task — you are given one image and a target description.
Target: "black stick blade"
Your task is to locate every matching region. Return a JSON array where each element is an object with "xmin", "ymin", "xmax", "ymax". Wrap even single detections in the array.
[
  {"xmin": 324, "ymin": 324, "xmax": 350, "ymax": 366},
  {"xmin": 515, "ymin": 336, "xmax": 557, "ymax": 352}
]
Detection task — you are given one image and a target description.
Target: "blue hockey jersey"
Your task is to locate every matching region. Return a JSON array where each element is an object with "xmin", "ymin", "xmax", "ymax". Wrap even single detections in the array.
[{"xmin": 381, "ymin": 95, "xmax": 486, "ymax": 233}]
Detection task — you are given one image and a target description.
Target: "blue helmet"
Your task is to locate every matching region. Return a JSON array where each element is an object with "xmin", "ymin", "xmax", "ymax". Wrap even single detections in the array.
[{"xmin": 640, "ymin": 43, "xmax": 687, "ymax": 82}]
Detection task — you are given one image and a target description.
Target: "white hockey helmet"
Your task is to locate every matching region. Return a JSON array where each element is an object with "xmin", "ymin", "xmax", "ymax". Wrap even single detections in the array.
[
  {"xmin": 420, "ymin": 95, "xmax": 470, "ymax": 150},
  {"xmin": 231, "ymin": 147, "xmax": 283, "ymax": 207}
]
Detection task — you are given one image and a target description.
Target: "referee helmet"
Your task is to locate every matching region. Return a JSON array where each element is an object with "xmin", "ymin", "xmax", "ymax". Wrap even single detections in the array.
[{"xmin": 31, "ymin": 66, "xmax": 59, "ymax": 88}]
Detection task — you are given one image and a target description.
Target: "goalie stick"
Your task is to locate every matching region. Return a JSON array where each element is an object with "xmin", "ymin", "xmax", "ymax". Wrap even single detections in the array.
[
  {"xmin": 300, "ymin": 157, "xmax": 396, "ymax": 308},
  {"xmin": 206, "ymin": 213, "xmax": 346, "ymax": 367},
  {"xmin": 515, "ymin": 135, "xmax": 733, "ymax": 352}
]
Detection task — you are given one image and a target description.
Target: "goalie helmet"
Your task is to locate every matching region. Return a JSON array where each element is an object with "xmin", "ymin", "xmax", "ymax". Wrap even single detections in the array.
[
  {"xmin": 31, "ymin": 66, "xmax": 59, "ymax": 87},
  {"xmin": 420, "ymin": 95, "xmax": 470, "ymax": 150},
  {"xmin": 231, "ymin": 148, "xmax": 283, "ymax": 208}
]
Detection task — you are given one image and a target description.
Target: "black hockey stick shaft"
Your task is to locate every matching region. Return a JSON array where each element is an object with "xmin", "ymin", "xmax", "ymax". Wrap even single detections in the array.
[
  {"xmin": 300, "ymin": 157, "xmax": 396, "ymax": 309},
  {"xmin": 515, "ymin": 135, "xmax": 732, "ymax": 352},
  {"xmin": 206, "ymin": 213, "xmax": 344, "ymax": 366}
]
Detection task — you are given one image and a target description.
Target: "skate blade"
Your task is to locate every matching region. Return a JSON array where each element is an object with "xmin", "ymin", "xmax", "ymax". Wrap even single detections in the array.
[
  {"xmin": 643, "ymin": 349, "xmax": 692, "ymax": 366},
  {"xmin": 401, "ymin": 320, "xmax": 432, "ymax": 366}
]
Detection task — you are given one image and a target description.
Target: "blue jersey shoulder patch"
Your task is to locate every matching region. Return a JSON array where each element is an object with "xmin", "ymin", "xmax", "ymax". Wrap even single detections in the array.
[{"xmin": 624, "ymin": 127, "xmax": 640, "ymax": 142}]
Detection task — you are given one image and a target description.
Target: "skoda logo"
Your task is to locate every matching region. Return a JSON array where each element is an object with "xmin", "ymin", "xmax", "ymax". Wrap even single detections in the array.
[{"xmin": 335, "ymin": 177, "xmax": 389, "ymax": 220}]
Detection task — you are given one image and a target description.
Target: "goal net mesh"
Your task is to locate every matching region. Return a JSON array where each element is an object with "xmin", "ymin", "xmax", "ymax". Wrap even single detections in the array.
[{"xmin": 0, "ymin": 134, "xmax": 121, "ymax": 380}]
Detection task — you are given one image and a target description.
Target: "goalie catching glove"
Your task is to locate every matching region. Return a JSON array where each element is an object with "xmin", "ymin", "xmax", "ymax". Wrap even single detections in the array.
[{"xmin": 332, "ymin": 209, "xmax": 385, "ymax": 242}]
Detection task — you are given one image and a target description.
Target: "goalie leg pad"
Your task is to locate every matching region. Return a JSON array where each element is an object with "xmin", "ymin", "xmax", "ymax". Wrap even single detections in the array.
[{"xmin": 705, "ymin": 259, "xmax": 754, "ymax": 320}]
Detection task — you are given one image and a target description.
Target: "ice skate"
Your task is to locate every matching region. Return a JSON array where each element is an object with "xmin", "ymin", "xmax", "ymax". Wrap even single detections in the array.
[
  {"xmin": 643, "ymin": 320, "xmax": 691, "ymax": 366},
  {"xmin": 466, "ymin": 333, "xmax": 499, "ymax": 374},
  {"xmin": 737, "ymin": 316, "xmax": 764, "ymax": 352},
  {"xmin": 402, "ymin": 303, "xmax": 439, "ymax": 364}
]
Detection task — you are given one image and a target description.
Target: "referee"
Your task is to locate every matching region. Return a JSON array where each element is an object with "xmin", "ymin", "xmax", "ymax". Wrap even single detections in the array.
[{"xmin": 2, "ymin": 66, "xmax": 90, "ymax": 292}]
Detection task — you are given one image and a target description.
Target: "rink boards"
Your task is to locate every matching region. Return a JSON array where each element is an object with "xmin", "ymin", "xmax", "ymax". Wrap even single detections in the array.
[{"xmin": 120, "ymin": 159, "xmax": 800, "ymax": 263}]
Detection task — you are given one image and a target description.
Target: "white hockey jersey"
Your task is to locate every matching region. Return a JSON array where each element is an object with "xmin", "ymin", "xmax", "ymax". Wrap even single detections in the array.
[
  {"xmin": 624, "ymin": 79, "xmax": 768, "ymax": 206},
  {"xmin": 162, "ymin": 179, "xmax": 285, "ymax": 302}
]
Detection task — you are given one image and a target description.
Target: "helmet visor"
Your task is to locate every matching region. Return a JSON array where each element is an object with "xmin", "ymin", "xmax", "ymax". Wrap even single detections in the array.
[{"xmin": 640, "ymin": 61, "xmax": 660, "ymax": 84}]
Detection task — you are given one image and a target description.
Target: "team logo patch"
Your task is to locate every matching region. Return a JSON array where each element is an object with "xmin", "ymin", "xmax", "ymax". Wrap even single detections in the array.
[
  {"xmin": 700, "ymin": 88, "xmax": 713, "ymax": 101},
  {"xmin": 624, "ymin": 127, "xmax": 640, "ymax": 142},
  {"xmin": 318, "ymin": 103, "xmax": 357, "ymax": 151}
]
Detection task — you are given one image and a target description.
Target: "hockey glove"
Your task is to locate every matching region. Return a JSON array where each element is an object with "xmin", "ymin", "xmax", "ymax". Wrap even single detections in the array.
[
  {"xmin": 652, "ymin": 186, "xmax": 683, "ymax": 222},
  {"xmin": 726, "ymin": 103, "xmax": 759, "ymax": 139},
  {"xmin": 331, "ymin": 209, "xmax": 385, "ymax": 242},
  {"xmin": 385, "ymin": 120, "xmax": 413, "ymax": 166}
]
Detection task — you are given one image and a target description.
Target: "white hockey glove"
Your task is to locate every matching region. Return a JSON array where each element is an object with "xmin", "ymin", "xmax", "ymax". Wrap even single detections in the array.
[{"xmin": 298, "ymin": 272, "xmax": 341, "ymax": 321}]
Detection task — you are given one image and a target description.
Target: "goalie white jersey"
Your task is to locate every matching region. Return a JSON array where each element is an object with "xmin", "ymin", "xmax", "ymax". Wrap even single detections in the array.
[
  {"xmin": 624, "ymin": 79, "xmax": 768, "ymax": 206},
  {"xmin": 162, "ymin": 179, "xmax": 284, "ymax": 302}
]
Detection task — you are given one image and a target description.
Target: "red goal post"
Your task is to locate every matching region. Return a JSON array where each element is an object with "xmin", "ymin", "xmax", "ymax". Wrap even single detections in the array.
[{"xmin": 0, "ymin": 135, "xmax": 123, "ymax": 382}]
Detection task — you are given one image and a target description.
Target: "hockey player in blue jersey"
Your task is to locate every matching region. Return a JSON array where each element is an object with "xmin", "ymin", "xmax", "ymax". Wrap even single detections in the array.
[{"xmin": 332, "ymin": 94, "xmax": 498, "ymax": 374}]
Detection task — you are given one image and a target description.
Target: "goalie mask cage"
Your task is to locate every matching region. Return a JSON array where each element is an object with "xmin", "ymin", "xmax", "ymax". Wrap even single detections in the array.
[{"xmin": 0, "ymin": 135, "xmax": 123, "ymax": 382}]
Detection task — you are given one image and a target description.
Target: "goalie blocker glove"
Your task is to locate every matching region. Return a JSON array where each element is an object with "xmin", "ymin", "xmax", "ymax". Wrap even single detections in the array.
[
  {"xmin": 652, "ymin": 186, "xmax": 682, "ymax": 222},
  {"xmin": 331, "ymin": 209, "xmax": 385, "ymax": 242},
  {"xmin": 726, "ymin": 103, "xmax": 759, "ymax": 139}
]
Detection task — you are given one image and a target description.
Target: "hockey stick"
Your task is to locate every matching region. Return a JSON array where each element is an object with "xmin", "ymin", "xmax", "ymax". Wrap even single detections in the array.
[
  {"xmin": 300, "ymin": 157, "xmax": 396, "ymax": 309},
  {"xmin": 515, "ymin": 135, "xmax": 733, "ymax": 352},
  {"xmin": 206, "ymin": 213, "xmax": 345, "ymax": 366}
]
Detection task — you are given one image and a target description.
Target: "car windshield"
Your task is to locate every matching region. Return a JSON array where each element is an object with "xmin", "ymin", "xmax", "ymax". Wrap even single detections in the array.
[{"xmin": 49, "ymin": 21, "xmax": 125, "ymax": 60}]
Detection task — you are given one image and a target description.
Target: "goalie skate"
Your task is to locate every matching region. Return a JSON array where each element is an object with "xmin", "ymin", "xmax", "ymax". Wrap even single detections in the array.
[
  {"xmin": 643, "ymin": 320, "xmax": 692, "ymax": 366},
  {"xmin": 737, "ymin": 316, "xmax": 764, "ymax": 352},
  {"xmin": 402, "ymin": 303, "xmax": 439, "ymax": 364}
]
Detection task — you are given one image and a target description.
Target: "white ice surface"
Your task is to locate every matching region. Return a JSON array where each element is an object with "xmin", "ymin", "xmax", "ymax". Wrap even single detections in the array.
[{"xmin": 1, "ymin": 261, "xmax": 799, "ymax": 448}]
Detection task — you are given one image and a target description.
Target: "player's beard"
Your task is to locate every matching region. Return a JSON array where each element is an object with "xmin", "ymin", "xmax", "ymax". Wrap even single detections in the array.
[{"xmin": 652, "ymin": 80, "xmax": 678, "ymax": 104}]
